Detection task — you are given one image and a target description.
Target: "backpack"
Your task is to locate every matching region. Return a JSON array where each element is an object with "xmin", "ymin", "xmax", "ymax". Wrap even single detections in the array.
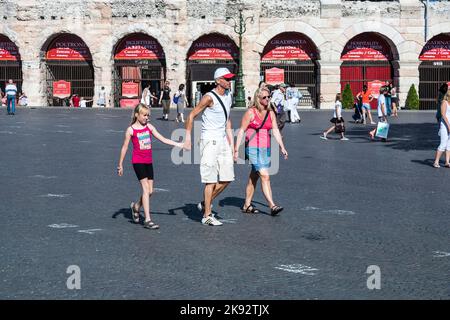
[{"xmin": 173, "ymin": 93, "xmax": 180, "ymax": 104}]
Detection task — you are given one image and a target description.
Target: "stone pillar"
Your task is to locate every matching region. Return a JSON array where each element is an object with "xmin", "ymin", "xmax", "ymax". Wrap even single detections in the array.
[
  {"xmin": 398, "ymin": 60, "xmax": 420, "ymax": 108},
  {"xmin": 92, "ymin": 52, "xmax": 113, "ymax": 108},
  {"xmin": 319, "ymin": 61, "xmax": 341, "ymax": 109},
  {"xmin": 22, "ymin": 59, "xmax": 45, "ymax": 107}
]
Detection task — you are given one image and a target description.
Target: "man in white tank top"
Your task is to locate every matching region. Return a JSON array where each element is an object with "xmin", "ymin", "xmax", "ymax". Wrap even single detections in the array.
[{"xmin": 183, "ymin": 68, "xmax": 235, "ymax": 226}]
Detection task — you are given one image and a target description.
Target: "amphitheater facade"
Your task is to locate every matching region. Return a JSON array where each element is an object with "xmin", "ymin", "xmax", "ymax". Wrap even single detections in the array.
[{"xmin": 0, "ymin": 0, "xmax": 449, "ymax": 109}]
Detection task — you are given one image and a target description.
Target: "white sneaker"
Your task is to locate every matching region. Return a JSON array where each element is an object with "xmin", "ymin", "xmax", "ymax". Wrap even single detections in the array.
[
  {"xmin": 320, "ymin": 134, "xmax": 328, "ymax": 140},
  {"xmin": 370, "ymin": 121, "xmax": 376, "ymax": 125},
  {"xmin": 201, "ymin": 215, "xmax": 222, "ymax": 226},
  {"xmin": 340, "ymin": 137, "xmax": 349, "ymax": 141}
]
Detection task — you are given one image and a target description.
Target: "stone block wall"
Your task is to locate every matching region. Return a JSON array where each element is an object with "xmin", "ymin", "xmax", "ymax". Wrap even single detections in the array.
[{"xmin": 0, "ymin": 0, "xmax": 448, "ymax": 108}]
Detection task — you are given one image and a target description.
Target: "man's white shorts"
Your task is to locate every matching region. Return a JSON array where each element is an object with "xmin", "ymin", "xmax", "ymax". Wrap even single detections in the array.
[{"xmin": 200, "ymin": 137, "xmax": 235, "ymax": 184}]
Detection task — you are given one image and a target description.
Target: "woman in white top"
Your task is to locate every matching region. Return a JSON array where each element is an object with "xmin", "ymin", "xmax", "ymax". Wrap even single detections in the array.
[
  {"xmin": 320, "ymin": 93, "xmax": 348, "ymax": 141},
  {"xmin": 433, "ymin": 90, "xmax": 450, "ymax": 168}
]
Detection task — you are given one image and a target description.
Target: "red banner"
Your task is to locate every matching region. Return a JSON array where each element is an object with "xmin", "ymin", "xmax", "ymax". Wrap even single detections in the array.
[
  {"xmin": 53, "ymin": 80, "xmax": 71, "ymax": 98},
  {"xmin": 46, "ymin": 34, "xmax": 92, "ymax": 61},
  {"xmin": 341, "ymin": 33, "xmax": 392, "ymax": 61},
  {"xmin": 120, "ymin": 99, "xmax": 140, "ymax": 108},
  {"xmin": 368, "ymin": 80, "xmax": 383, "ymax": 99},
  {"xmin": 122, "ymin": 82, "xmax": 139, "ymax": 98},
  {"xmin": 0, "ymin": 36, "xmax": 20, "ymax": 61},
  {"xmin": 419, "ymin": 34, "xmax": 450, "ymax": 61},
  {"xmin": 265, "ymin": 68, "xmax": 285, "ymax": 85},
  {"xmin": 115, "ymin": 34, "xmax": 165, "ymax": 60},
  {"xmin": 262, "ymin": 33, "xmax": 316, "ymax": 61},
  {"xmin": 188, "ymin": 34, "xmax": 238, "ymax": 60}
]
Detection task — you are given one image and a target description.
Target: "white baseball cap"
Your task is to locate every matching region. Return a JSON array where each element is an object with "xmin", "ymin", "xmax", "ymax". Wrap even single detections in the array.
[{"xmin": 214, "ymin": 67, "xmax": 235, "ymax": 80}]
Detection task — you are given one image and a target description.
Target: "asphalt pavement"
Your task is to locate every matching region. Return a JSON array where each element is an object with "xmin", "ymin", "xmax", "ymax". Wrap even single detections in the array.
[{"xmin": 0, "ymin": 107, "xmax": 448, "ymax": 299}]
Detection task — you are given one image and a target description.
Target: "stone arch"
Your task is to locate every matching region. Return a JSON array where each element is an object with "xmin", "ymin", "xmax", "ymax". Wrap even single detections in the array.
[
  {"xmin": 337, "ymin": 22, "xmax": 404, "ymax": 60},
  {"xmin": 254, "ymin": 21, "xmax": 326, "ymax": 57},
  {"xmin": 184, "ymin": 26, "xmax": 240, "ymax": 60},
  {"xmin": 428, "ymin": 22, "xmax": 450, "ymax": 42},
  {"xmin": 38, "ymin": 29, "xmax": 94, "ymax": 62},
  {"xmin": 111, "ymin": 25, "xmax": 171, "ymax": 65}
]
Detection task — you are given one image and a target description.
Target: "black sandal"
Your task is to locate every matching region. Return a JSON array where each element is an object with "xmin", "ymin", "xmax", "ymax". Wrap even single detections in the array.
[
  {"xmin": 241, "ymin": 204, "xmax": 259, "ymax": 214},
  {"xmin": 270, "ymin": 205, "xmax": 283, "ymax": 216},
  {"xmin": 144, "ymin": 220, "xmax": 159, "ymax": 230}
]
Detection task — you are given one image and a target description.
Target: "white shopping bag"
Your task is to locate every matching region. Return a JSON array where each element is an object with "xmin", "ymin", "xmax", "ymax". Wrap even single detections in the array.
[{"xmin": 375, "ymin": 122, "xmax": 389, "ymax": 139}]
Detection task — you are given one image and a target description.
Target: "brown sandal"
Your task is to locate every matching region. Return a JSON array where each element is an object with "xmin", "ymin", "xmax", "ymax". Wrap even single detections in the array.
[
  {"xmin": 130, "ymin": 202, "xmax": 140, "ymax": 223},
  {"xmin": 241, "ymin": 204, "xmax": 259, "ymax": 214}
]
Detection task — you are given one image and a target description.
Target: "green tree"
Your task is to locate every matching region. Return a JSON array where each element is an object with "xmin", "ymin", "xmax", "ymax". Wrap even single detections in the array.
[
  {"xmin": 341, "ymin": 83, "xmax": 354, "ymax": 109},
  {"xmin": 405, "ymin": 84, "xmax": 419, "ymax": 110}
]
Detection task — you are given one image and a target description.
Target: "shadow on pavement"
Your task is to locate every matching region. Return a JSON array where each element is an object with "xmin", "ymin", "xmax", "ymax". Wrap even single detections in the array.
[
  {"xmin": 112, "ymin": 207, "xmax": 174, "ymax": 225},
  {"xmin": 168, "ymin": 203, "xmax": 202, "ymax": 222},
  {"xmin": 315, "ymin": 122, "xmax": 439, "ymax": 152}
]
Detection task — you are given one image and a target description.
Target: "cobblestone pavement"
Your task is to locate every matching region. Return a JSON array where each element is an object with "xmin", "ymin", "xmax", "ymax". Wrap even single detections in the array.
[{"xmin": 0, "ymin": 107, "xmax": 448, "ymax": 299}]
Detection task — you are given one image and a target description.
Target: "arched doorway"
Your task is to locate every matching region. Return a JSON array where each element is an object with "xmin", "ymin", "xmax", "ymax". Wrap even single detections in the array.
[
  {"xmin": 43, "ymin": 34, "xmax": 94, "ymax": 107},
  {"xmin": 260, "ymin": 32, "xmax": 320, "ymax": 108},
  {"xmin": 340, "ymin": 32, "xmax": 398, "ymax": 109},
  {"xmin": 113, "ymin": 33, "xmax": 166, "ymax": 108},
  {"xmin": 186, "ymin": 33, "xmax": 238, "ymax": 107},
  {"xmin": 419, "ymin": 33, "xmax": 450, "ymax": 110},
  {"xmin": 0, "ymin": 35, "xmax": 22, "ymax": 99}
]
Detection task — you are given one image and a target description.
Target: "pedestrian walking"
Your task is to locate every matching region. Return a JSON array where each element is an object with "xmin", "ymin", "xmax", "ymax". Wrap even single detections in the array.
[
  {"xmin": 436, "ymin": 83, "xmax": 448, "ymax": 124},
  {"xmin": 141, "ymin": 84, "xmax": 156, "ymax": 108},
  {"xmin": 70, "ymin": 94, "xmax": 80, "ymax": 108},
  {"xmin": 320, "ymin": 93, "xmax": 349, "ymax": 141},
  {"xmin": 385, "ymin": 81, "xmax": 393, "ymax": 116},
  {"xmin": 286, "ymin": 82, "xmax": 301, "ymax": 123},
  {"xmin": 369, "ymin": 86, "xmax": 388, "ymax": 141},
  {"xmin": 183, "ymin": 67, "xmax": 236, "ymax": 226},
  {"xmin": 390, "ymin": 85, "xmax": 399, "ymax": 117},
  {"xmin": 234, "ymin": 87, "xmax": 288, "ymax": 216},
  {"xmin": 356, "ymin": 85, "xmax": 375, "ymax": 124},
  {"xmin": 271, "ymin": 83, "xmax": 288, "ymax": 126},
  {"xmin": 174, "ymin": 84, "xmax": 187, "ymax": 123},
  {"xmin": 117, "ymin": 103, "xmax": 183, "ymax": 229},
  {"xmin": 433, "ymin": 89, "xmax": 450, "ymax": 168},
  {"xmin": 159, "ymin": 81, "xmax": 171, "ymax": 120},
  {"xmin": 97, "ymin": 86, "xmax": 107, "ymax": 107},
  {"xmin": 5, "ymin": 79, "xmax": 17, "ymax": 115}
]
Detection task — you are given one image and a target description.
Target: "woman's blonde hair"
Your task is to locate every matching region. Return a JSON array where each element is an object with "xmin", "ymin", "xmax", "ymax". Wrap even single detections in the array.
[
  {"xmin": 252, "ymin": 87, "xmax": 271, "ymax": 112},
  {"xmin": 444, "ymin": 89, "xmax": 450, "ymax": 103},
  {"xmin": 131, "ymin": 103, "xmax": 149, "ymax": 125}
]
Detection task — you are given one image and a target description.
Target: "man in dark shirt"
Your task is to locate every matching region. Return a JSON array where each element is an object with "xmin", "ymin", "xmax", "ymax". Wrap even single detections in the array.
[{"xmin": 159, "ymin": 81, "xmax": 171, "ymax": 120}]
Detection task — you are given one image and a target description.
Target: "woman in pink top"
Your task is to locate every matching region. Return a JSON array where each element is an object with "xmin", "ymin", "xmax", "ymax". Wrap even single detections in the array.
[
  {"xmin": 234, "ymin": 87, "xmax": 288, "ymax": 216},
  {"xmin": 117, "ymin": 103, "xmax": 183, "ymax": 229}
]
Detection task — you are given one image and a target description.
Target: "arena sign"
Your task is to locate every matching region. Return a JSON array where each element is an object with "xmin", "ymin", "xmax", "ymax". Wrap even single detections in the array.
[
  {"xmin": 0, "ymin": 35, "xmax": 20, "ymax": 61},
  {"xmin": 46, "ymin": 34, "xmax": 92, "ymax": 61},
  {"xmin": 341, "ymin": 33, "xmax": 392, "ymax": 61},
  {"xmin": 188, "ymin": 34, "xmax": 238, "ymax": 60},
  {"xmin": 419, "ymin": 34, "xmax": 450, "ymax": 61},
  {"xmin": 115, "ymin": 34, "xmax": 165, "ymax": 60},
  {"xmin": 262, "ymin": 33, "xmax": 316, "ymax": 61}
]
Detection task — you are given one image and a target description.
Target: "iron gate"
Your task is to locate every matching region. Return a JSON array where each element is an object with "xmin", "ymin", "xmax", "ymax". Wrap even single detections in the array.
[
  {"xmin": 45, "ymin": 60, "xmax": 94, "ymax": 107},
  {"xmin": 0, "ymin": 60, "xmax": 22, "ymax": 97},
  {"xmin": 340, "ymin": 60, "xmax": 393, "ymax": 109},
  {"xmin": 113, "ymin": 60, "xmax": 165, "ymax": 108},
  {"xmin": 260, "ymin": 60, "xmax": 319, "ymax": 108},
  {"xmin": 419, "ymin": 61, "xmax": 450, "ymax": 110}
]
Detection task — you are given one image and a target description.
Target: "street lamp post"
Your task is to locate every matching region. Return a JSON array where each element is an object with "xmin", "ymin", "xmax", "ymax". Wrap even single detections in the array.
[{"xmin": 227, "ymin": 5, "xmax": 253, "ymax": 108}]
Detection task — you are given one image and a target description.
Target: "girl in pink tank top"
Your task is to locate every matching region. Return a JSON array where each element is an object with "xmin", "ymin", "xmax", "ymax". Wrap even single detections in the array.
[{"xmin": 117, "ymin": 103, "xmax": 183, "ymax": 230}]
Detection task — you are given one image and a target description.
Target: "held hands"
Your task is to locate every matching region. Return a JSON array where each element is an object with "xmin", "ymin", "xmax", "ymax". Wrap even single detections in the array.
[
  {"xmin": 183, "ymin": 139, "xmax": 192, "ymax": 151},
  {"xmin": 233, "ymin": 149, "xmax": 239, "ymax": 162}
]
